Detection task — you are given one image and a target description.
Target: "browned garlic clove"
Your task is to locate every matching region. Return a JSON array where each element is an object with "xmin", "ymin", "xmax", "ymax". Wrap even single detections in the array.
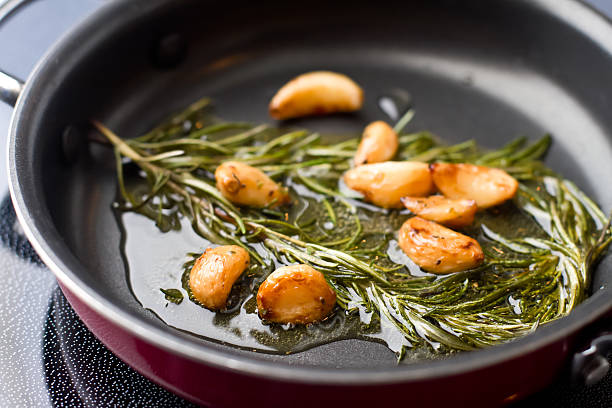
[
  {"xmin": 354, "ymin": 121, "xmax": 399, "ymax": 166},
  {"xmin": 269, "ymin": 71, "xmax": 363, "ymax": 120},
  {"xmin": 398, "ymin": 217, "xmax": 484, "ymax": 274},
  {"xmin": 189, "ymin": 245, "xmax": 250, "ymax": 310},
  {"xmin": 430, "ymin": 163, "xmax": 518, "ymax": 209},
  {"xmin": 257, "ymin": 264, "xmax": 336, "ymax": 324},
  {"xmin": 343, "ymin": 161, "xmax": 434, "ymax": 208},
  {"xmin": 400, "ymin": 195, "xmax": 477, "ymax": 228},
  {"xmin": 215, "ymin": 161, "xmax": 290, "ymax": 208}
]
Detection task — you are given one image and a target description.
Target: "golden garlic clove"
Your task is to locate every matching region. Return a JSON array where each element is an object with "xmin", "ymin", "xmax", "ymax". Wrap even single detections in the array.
[
  {"xmin": 398, "ymin": 217, "xmax": 484, "ymax": 274},
  {"xmin": 354, "ymin": 121, "xmax": 399, "ymax": 166},
  {"xmin": 215, "ymin": 161, "xmax": 290, "ymax": 208},
  {"xmin": 189, "ymin": 245, "xmax": 250, "ymax": 310},
  {"xmin": 343, "ymin": 161, "xmax": 434, "ymax": 208},
  {"xmin": 269, "ymin": 71, "xmax": 363, "ymax": 120},
  {"xmin": 430, "ymin": 163, "xmax": 518, "ymax": 209},
  {"xmin": 257, "ymin": 264, "xmax": 336, "ymax": 324},
  {"xmin": 400, "ymin": 195, "xmax": 477, "ymax": 228}
]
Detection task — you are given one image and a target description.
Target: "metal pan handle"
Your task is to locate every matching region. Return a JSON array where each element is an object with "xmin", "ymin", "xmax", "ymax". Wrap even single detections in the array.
[
  {"xmin": 0, "ymin": 0, "xmax": 30, "ymax": 106},
  {"xmin": 571, "ymin": 323, "xmax": 612, "ymax": 386},
  {"xmin": 0, "ymin": 70, "xmax": 23, "ymax": 106}
]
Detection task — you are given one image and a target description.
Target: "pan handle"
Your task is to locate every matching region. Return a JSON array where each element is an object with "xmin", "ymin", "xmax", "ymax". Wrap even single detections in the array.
[
  {"xmin": 0, "ymin": 70, "xmax": 24, "ymax": 107},
  {"xmin": 0, "ymin": 0, "xmax": 32, "ymax": 107},
  {"xmin": 571, "ymin": 322, "xmax": 612, "ymax": 386}
]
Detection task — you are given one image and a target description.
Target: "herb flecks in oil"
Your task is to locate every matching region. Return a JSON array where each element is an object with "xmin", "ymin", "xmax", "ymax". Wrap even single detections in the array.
[{"xmin": 160, "ymin": 288, "xmax": 184, "ymax": 304}]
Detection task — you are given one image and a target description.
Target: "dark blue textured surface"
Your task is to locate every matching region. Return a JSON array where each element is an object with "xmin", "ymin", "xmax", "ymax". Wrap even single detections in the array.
[{"xmin": 44, "ymin": 287, "xmax": 196, "ymax": 408}]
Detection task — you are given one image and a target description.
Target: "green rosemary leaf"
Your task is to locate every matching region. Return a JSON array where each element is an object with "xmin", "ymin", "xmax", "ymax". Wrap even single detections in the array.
[
  {"xmin": 160, "ymin": 288, "xmax": 184, "ymax": 304},
  {"xmin": 322, "ymin": 199, "xmax": 337, "ymax": 225},
  {"xmin": 128, "ymin": 138, "xmax": 233, "ymax": 155},
  {"xmin": 393, "ymin": 109, "xmax": 415, "ymax": 134}
]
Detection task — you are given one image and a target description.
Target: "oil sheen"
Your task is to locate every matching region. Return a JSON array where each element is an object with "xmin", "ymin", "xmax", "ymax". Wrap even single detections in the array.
[
  {"xmin": 119, "ymin": 194, "xmax": 392, "ymax": 356},
  {"xmin": 118, "ymin": 178, "xmax": 542, "ymax": 360}
]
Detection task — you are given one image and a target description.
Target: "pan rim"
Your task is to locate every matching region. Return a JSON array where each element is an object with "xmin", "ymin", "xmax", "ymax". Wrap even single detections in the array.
[{"xmin": 7, "ymin": 0, "xmax": 612, "ymax": 385}]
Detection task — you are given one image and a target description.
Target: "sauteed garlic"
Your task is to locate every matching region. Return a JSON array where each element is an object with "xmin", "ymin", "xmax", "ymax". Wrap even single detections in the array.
[
  {"xmin": 400, "ymin": 196, "xmax": 477, "ymax": 228},
  {"xmin": 269, "ymin": 71, "xmax": 364, "ymax": 120},
  {"xmin": 398, "ymin": 217, "xmax": 484, "ymax": 274},
  {"xmin": 431, "ymin": 163, "xmax": 519, "ymax": 209},
  {"xmin": 257, "ymin": 264, "xmax": 336, "ymax": 324},
  {"xmin": 354, "ymin": 121, "xmax": 399, "ymax": 166},
  {"xmin": 215, "ymin": 161, "xmax": 290, "ymax": 208},
  {"xmin": 343, "ymin": 161, "xmax": 434, "ymax": 208},
  {"xmin": 99, "ymin": 82, "xmax": 611, "ymax": 359},
  {"xmin": 189, "ymin": 245, "xmax": 250, "ymax": 310}
]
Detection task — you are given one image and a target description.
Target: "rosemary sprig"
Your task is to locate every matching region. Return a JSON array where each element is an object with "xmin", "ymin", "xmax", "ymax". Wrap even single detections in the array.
[{"xmin": 95, "ymin": 97, "xmax": 612, "ymax": 359}]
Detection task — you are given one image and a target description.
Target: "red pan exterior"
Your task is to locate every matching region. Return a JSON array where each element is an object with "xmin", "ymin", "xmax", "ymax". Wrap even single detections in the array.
[{"xmin": 60, "ymin": 283, "xmax": 571, "ymax": 407}]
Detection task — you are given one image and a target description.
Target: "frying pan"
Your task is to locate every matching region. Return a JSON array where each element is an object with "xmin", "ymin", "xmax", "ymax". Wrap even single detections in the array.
[{"xmin": 6, "ymin": 0, "xmax": 612, "ymax": 406}]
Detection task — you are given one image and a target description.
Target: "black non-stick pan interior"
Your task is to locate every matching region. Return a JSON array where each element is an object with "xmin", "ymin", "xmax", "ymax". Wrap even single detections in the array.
[{"xmin": 13, "ymin": 0, "xmax": 612, "ymax": 370}]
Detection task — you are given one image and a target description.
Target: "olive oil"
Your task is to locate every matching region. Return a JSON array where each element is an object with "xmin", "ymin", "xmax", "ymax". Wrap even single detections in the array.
[
  {"xmin": 119, "ymin": 180, "xmax": 551, "ymax": 359},
  {"xmin": 97, "ymin": 96, "xmax": 610, "ymax": 360},
  {"xmin": 119, "ymin": 201, "xmax": 387, "ymax": 355}
]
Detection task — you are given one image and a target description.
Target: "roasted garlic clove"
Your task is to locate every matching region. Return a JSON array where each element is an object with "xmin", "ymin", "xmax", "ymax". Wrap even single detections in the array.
[
  {"xmin": 354, "ymin": 121, "xmax": 399, "ymax": 166},
  {"xmin": 189, "ymin": 245, "xmax": 250, "ymax": 310},
  {"xmin": 398, "ymin": 217, "xmax": 484, "ymax": 274},
  {"xmin": 257, "ymin": 264, "xmax": 336, "ymax": 324},
  {"xmin": 215, "ymin": 161, "xmax": 290, "ymax": 208},
  {"xmin": 400, "ymin": 195, "xmax": 477, "ymax": 228},
  {"xmin": 430, "ymin": 163, "xmax": 518, "ymax": 209},
  {"xmin": 269, "ymin": 71, "xmax": 363, "ymax": 120},
  {"xmin": 343, "ymin": 161, "xmax": 434, "ymax": 208}
]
